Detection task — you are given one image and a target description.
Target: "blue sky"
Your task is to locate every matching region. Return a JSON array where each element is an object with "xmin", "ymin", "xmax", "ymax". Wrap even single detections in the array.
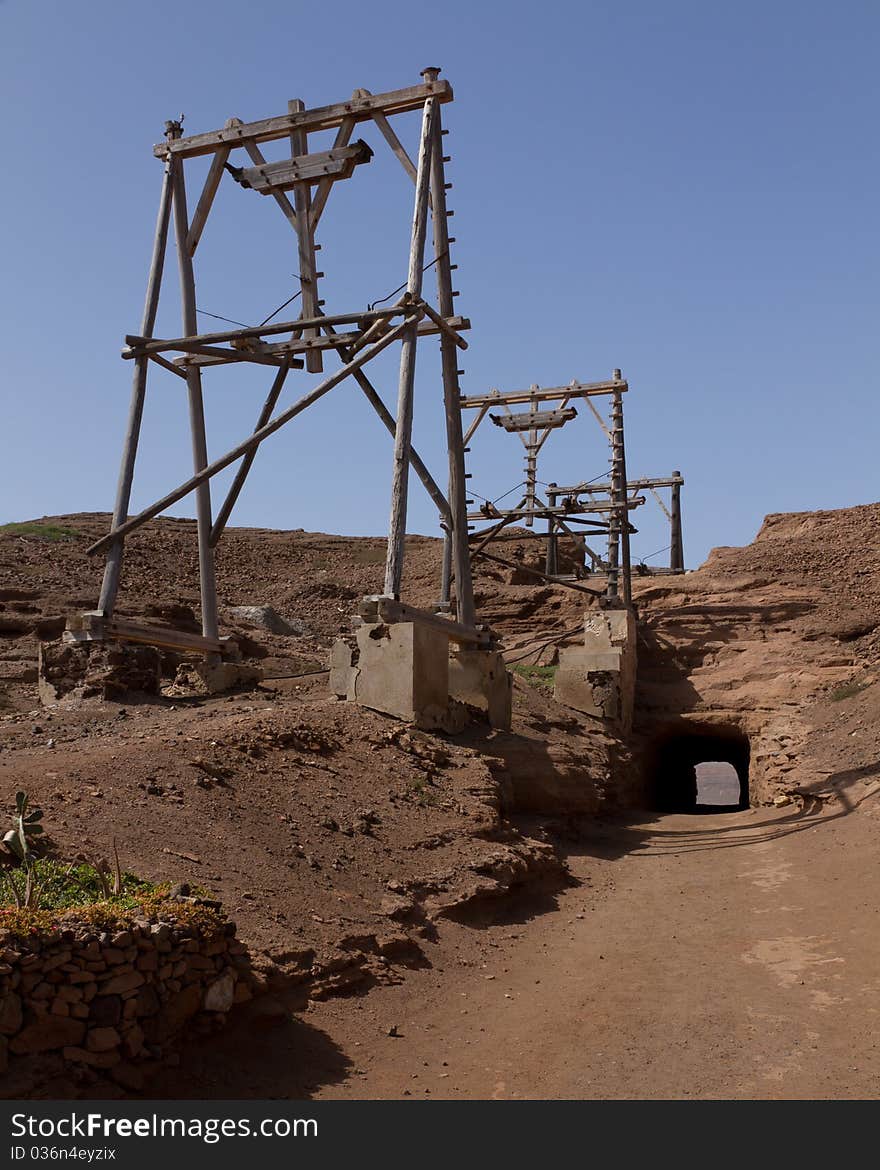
[{"xmin": 1, "ymin": 0, "xmax": 876, "ymax": 569}]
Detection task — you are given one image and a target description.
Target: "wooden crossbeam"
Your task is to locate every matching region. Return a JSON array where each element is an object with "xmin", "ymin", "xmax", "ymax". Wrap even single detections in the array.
[
  {"xmin": 164, "ymin": 315, "xmax": 470, "ymax": 368},
  {"xmin": 460, "ymin": 378, "xmax": 627, "ymax": 409},
  {"xmin": 491, "ymin": 407, "xmax": 577, "ymax": 432},
  {"xmin": 122, "ymin": 302, "xmax": 416, "ymax": 359},
  {"xmin": 66, "ymin": 612, "xmax": 224, "ymax": 656},
  {"xmin": 359, "ymin": 596, "xmax": 491, "ymax": 646},
  {"xmin": 229, "ymin": 141, "xmax": 372, "ymax": 194},
  {"xmin": 153, "ymin": 79, "xmax": 454, "ymax": 160},
  {"xmin": 548, "ymin": 475, "xmax": 685, "ymax": 495}
]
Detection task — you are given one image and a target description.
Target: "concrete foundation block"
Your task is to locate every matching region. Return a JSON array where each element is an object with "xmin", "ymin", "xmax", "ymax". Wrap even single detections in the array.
[
  {"xmin": 331, "ymin": 622, "xmax": 450, "ymax": 729},
  {"xmin": 448, "ymin": 648, "xmax": 512, "ymax": 730},
  {"xmin": 554, "ymin": 608, "xmax": 637, "ymax": 732}
]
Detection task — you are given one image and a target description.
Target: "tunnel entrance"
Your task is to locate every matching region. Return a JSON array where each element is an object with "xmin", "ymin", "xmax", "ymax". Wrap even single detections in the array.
[{"xmin": 645, "ymin": 726, "xmax": 750, "ymax": 813}]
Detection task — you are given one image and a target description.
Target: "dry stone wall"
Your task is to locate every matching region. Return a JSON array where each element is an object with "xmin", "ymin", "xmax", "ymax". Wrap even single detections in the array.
[{"xmin": 0, "ymin": 914, "xmax": 251, "ymax": 1096}]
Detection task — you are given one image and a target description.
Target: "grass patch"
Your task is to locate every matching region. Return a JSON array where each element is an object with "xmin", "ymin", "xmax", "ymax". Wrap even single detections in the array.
[
  {"xmin": 513, "ymin": 664, "xmax": 558, "ymax": 692},
  {"xmin": 0, "ymin": 521, "xmax": 78, "ymax": 542},
  {"xmin": 0, "ymin": 863, "xmax": 224, "ymax": 941},
  {"xmin": 829, "ymin": 680, "xmax": 872, "ymax": 702}
]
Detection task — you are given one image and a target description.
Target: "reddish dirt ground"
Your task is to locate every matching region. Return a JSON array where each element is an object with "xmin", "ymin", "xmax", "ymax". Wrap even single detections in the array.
[{"xmin": 2, "ymin": 506, "xmax": 880, "ymax": 1099}]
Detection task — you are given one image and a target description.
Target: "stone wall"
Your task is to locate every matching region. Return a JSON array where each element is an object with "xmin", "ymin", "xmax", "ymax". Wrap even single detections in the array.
[{"xmin": 0, "ymin": 914, "xmax": 251, "ymax": 1096}]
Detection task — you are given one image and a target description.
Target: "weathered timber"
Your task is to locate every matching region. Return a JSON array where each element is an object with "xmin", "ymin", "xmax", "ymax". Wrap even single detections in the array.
[
  {"xmin": 153, "ymin": 80, "xmax": 454, "ymax": 159},
  {"xmin": 471, "ymin": 551, "xmax": 603, "ymax": 598},
  {"xmin": 460, "ymin": 378, "xmax": 627, "ymax": 409},
  {"xmin": 122, "ymin": 303, "xmax": 419, "ymax": 359},
  {"xmin": 88, "ymin": 314, "xmax": 416, "ymax": 556},
  {"xmin": 97, "ymin": 143, "xmax": 175, "ymax": 618},
  {"xmin": 171, "ymin": 313, "xmax": 471, "ymax": 366},
  {"xmin": 320, "ymin": 320, "xmax": 451, "ymax": 524},
  {"xmin": 363, "ymin": 596, "xmax": 489, "ymax": 646},
  {"xmin": 383, "ymin": 97, "xmax": 435, "ymax": 598},
  {"xmin": 229, "ymin": 140, "xmax": 372, "ymax": 193},
  {"xmin": 186, "ymin": 146, "xmax": 231, "ymax": 256},
  {"xmin": 171, "ymin": 138, "xmax": 220, "ymax": 644},
  {"xmin": 428, "ymin": 83, "xmax": 475, "ymax": 626},
  {"xmin": 209, "ymin": 358, "xmax": 293, "ymax": 546},
  {"xmin": 491, "ymin": 407, "xmax": 577, "ymax": 432}
]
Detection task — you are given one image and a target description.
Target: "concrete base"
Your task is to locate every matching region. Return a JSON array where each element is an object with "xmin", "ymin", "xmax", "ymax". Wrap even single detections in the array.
[
  {"xmin": 331, "ymin": 623, "xmax": 512, "ymax": 731},
  {"xmin": 554, "ymin": 608, "xmax": 637, "ymax": 732},
  {"xmin": 331, "ymin": 622, "xmax": 451, "ymax": 729},
  {"xmin": 448, "ymin": 648, "xmax": 512, "ymax": 730}
]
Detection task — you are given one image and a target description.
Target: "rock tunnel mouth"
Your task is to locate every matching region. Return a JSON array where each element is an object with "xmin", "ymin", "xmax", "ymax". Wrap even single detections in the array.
[{"xmin": 644, "ymin": 724, "xmax": 750, "ymax": 813}]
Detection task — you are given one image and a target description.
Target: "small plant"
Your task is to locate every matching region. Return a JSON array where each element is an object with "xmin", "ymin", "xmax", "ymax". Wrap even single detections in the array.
[
  {"xmin": 513, "ymin": 664, "xmax": 558, "ymax": 692},
  {"xmin": 1, "ymin": 792, "xmax": 46, "ymax": 908}
]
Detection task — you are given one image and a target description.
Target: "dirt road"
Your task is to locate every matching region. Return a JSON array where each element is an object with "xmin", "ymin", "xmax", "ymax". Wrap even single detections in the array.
[
  {"xmin": 309, "ymin": 793, "xmax": 880, "ymax": 1100},
  {"xmin": 159, "ymin": 791, "xmax": 880, "ymax": 1101}
]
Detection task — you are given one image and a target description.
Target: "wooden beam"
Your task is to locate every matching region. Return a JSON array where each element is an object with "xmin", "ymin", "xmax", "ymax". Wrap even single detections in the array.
[
  {"xmin": 460, "ymin": 378, "xmax": 627, "ymax": 409},
  {"xmin": 491, "ymin": 407, "xmax": 577, "ymax": 432},
  {"xmin": 153, "ymin": 79, "xmax": 454, "ymax": 159},
  {"xmin": 470, "ymin": 551, "xmax": 603, "ymax": 599},
  {"xmin": 67, "ymin": 613, "xmax": 224, "ymax": 656},
  {"xmin": 383, "ymin": 97, "xmax": 435, "ymax": 598},
  {"xmin": 172, "ymin": 314, "xmax": 471, "ymax": 366},
  {"xmin": 229, "ymin": 140, "xmax": 372, "ymax": 194},
  {"xmin": 242, "ymin": 141, "xmax": 298, "ymax": 233},
  {"xmin": 122, "ymin": 302, "xmax": 417, "ymax": 358},
  {"xmin": 362, "ymin": 596, "xmax": 489, "ymax": 646},
  {"xmin": 309, "ymin": 114, "xmax": 356, "ymax": 232},
  {"xmin": 97, "ymin": 147, "xmax": 175, "ymax": 618},
  {"xmin": 185, "ymin": 145, "xmax": 230, "ymax": 256},
  {"xmin": 88, "ymin": 313, "xmax": 417, "ymax": 556}
]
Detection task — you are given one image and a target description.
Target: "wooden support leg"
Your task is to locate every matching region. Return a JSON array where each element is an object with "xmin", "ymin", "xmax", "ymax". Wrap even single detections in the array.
[
  {"xmin": 289, "ymin": 99, "xmax": 322, "ymax": 374},
  {"xmin": 319, "ymin": 321, "xmax": 451, "ymax": 525},
  {"xmin": 612, "ymin": 386, "xmax": 633, "ymax": 606},
  {"xmin": 170, "ymin": 134, "xmax": 219, "ymax": 645},
  {"xmin": 439, "ymin": 524, "xmax": 452, "ymax": 608},
  {"xmin": 670, "ymin": 471, "xmax": 684, "ymax": 572},
  {"xmin": 427, "ymin": 80, "xmax": 476, "ymax": 628},
  {"xmin": 545, "ymin": 487, "xmax": 558, "ymax": 575},
  {"xmin": 98, "ymin": 146, "xmax": 175, "ymax": 617},
  {"xmin": 383, "ymin": 96, "xmax": 436, "ymax": 599},
  {"xmin": 209, "ymin": 359, "xmax": 293, "ymax": 545}
]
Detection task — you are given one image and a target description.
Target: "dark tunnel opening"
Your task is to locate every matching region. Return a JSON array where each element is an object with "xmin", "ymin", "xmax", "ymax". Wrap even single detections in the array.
[{"xmin": 645, "ymin": 726, "xmax": 750, "ymax": 813}]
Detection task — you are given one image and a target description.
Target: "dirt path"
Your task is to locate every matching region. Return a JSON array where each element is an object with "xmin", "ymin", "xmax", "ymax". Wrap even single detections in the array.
[
  {"xmin": 303, "ymin": 795, "xmax": 880, "ymax": 1100},
  {"xmin": 157, "ymin": 791, "xmax": 880, "ymax": 1101}
]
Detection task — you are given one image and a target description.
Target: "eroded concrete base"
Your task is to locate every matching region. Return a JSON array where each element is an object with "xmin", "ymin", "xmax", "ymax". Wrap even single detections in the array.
[
  {"xmin": 331, "ymin": 623, "xmax": 512, "ymax": 731},
  {"xmin": 448, "ymin": 647, "xmax": 512, "ymax": 730},
  {"xmin": 554, "ymin": 608, "xmax": 637, "ymax": 732}
]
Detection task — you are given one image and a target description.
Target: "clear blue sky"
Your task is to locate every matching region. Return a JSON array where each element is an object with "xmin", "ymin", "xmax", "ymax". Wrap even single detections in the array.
[{"xmin": 1, "ymin": 0, "xmax": 877, "ymax": 569}]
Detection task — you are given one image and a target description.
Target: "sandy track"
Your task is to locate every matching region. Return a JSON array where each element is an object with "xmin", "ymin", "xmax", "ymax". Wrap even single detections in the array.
[{"xmin": 301, "ymin": 797, "xmax": 880, "ymax": 1100}]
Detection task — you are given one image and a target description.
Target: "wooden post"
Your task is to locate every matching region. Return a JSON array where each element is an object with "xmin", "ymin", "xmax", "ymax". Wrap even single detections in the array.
[
  {"xmin": 170, "ymin": 127, "xmax": 220, "ymax": 645},
  {"xmin": 89, "ymin": 316, "xmax": 417, "ymax": 557},
  {"xmin": 607, "ymin": 375, "xmax": 632, "ymax": 606},
  {"xmin": 383, "ymin": 95, "xmax": 435, "ymax": 599},
  {"xmin": 545, "ymin": 484, "xmax": 558, "ymax": 575},
  {"xmin": 289, "ymin": 98, "xmax": 322, "ymax": 374},
  {"xmin": 439, "ymin": 523, "xmax": 453, "ymax": 609},
  {"xmin": 426, "ymin": 71, "xmax": 476, "ymax": 628},
  {"xmin": 97, "ymin": 135, "xmax": 175, "ymax": 617},
  {"xmin": 670, "ymin": 471, "xmax": 684, "ymax": 572},
  {"xmin": 209, "ymin": 358, "xmax": 293, "ymax": 545}
]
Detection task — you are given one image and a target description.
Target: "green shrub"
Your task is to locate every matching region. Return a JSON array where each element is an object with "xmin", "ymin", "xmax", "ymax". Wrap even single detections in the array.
[
  {"xmin": 0, "ymin": 521, "xmax": 78, "ymax": 542},
  {"xmin": 513, "ymin": 664, "xmax": 558, "ymax": 692}
]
